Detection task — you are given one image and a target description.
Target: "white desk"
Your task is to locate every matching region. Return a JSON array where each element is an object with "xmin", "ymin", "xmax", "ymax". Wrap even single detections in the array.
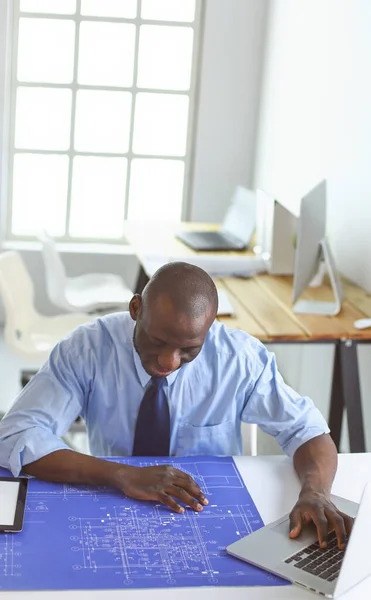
[{"xmin": 5, "ymin": 453, "xmax": 371, "ymax": 600}]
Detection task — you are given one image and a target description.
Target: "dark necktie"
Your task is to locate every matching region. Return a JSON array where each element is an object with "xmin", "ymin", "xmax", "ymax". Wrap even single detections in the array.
[{"xmin": 132, "ymin": 377, "xmax": 170, "ymax": 456}]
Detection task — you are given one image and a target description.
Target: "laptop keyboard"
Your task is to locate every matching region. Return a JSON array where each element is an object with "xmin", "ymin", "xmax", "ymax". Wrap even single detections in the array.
[
  {"xmin": 284, "ymin": 531, "xmax": 345, "ymax": 582},
  {"xmin": 190, "ymin": 232, "xmax": 227, "ymax": 244}
]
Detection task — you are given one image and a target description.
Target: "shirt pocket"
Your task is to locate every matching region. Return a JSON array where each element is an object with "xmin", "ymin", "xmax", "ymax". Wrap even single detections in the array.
[{"xmin": 176, "ymin": 420, "xmax": 237, "ymax": 456}]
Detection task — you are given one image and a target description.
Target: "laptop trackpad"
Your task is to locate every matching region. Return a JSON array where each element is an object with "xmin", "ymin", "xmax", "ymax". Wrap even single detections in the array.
[
  {"xmin": 271, "ymin": 519, "xmax": 290, "ymax": 535},
  {"xmin": 271, "ymin": 517, "xmax": 317, "ymax": 540}
]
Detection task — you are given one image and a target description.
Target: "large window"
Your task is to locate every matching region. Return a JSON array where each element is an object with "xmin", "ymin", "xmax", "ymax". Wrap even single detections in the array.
[{"xmin": 3, "ymin": 0, "xmax": 202, "ymax": 242}]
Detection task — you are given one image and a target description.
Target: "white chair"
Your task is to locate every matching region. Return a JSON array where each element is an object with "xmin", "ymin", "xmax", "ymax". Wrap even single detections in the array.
[
  {"xmin": 0, "ymin": 251, "xmax": 96, "ymax": 451},
  {"xmin": 0, "ymin": 251, "xmax": 94, "ymax": 364},
  {"xmin": 38, "ymin": 231, "xmax": 133, "ymax": 314}
]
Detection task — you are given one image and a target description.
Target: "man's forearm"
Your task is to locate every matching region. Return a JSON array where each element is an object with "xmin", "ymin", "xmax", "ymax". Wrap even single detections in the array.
[
  {"xmin": 23, "ymin": 449, "xmax": 207, "ymax": 514},
  {"xmin": 293, "ymin": 433, "xmax": 337, "ymax": 496},
  {"xmin": 290, "ymin": 434, "xmax": 352, "ymax": 549},
  {"xmin": 23, "ymin": 449, "xmax": 125, "ymax": 487}
]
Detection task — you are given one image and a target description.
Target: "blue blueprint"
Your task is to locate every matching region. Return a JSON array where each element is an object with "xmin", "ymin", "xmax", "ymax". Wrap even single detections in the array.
[{"xmin": 0, "ymin": 457, "xmax": 289, "ymax": 590}]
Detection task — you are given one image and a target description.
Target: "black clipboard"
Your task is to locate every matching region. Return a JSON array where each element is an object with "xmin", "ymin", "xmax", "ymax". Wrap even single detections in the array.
[{"xmin": 0, "ymin": 477, "xmax": 28, "ymax": 533}]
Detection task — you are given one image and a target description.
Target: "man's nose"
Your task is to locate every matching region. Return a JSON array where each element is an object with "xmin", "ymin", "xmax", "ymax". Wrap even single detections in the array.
[{"xmin": 158, "ymin": 350, "xmax": 181, "ymax": 371}]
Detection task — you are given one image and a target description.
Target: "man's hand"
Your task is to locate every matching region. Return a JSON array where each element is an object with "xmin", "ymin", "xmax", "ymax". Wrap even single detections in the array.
[
  {"xmin": 23, "ymin": 451, "xmax": 208, "ymax": 514},
  {"xmin": 112, "ymin": 465, "xmax": 209, "ymax": 514},
  {"xmin": 289, "ymin": 489, "xmax": 354, "ymax": 550},
  {"xmin": 292, "ymin": 435, "xmax": 353, "ymax": 550}
]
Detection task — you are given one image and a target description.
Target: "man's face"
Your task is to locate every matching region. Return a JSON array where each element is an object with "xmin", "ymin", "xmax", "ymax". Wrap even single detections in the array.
[{"xmin": 130, "ymin": 294, "xmax": 213, "ymax": 377}]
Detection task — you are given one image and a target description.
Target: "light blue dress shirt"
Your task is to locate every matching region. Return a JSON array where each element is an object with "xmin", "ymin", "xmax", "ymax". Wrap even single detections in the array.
[{"xmin": 0, "ymin": 312, "xmax": 329, "ymax": 476}]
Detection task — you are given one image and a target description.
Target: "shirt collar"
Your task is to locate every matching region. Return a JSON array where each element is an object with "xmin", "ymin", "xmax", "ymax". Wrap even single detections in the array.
[{"xmin": 132, "ymin": 331, "xmax": 181, "ymax": 389}]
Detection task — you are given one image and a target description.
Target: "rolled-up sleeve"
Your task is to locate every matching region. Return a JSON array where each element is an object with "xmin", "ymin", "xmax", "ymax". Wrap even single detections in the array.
[
  {"xmin": 0, "ymin": 334, "xmax": 91, "ymax": 476},
  {"xmin": 241, "ymin": 343, "xmax": 329, "ymax": 456}
]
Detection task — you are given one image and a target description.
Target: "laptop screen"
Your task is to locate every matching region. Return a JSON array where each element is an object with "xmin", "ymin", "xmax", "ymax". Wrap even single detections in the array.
[{"xmin": 221, "ymin": 187, "xmax": 256, "ymax": 243}]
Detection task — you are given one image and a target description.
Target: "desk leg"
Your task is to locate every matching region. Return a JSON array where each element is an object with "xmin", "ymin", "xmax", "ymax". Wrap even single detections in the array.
[
  {"xmin": 134, "ymin": 265, "xmax": 150, "ymax": 295},
  {"xmin": 329, "ymin": 340, "xmax": 365, "ymax": 452},
  {"xmin": 329, "ymin": 342, "xmax": 344, "ymax": 450},
  {"xmin": 340, "ymin": 340, "xmax": 366, "ymax": 452},
  {"xmin": 21, "ymin": 370, "xmax": 37, "ymax": 388}
]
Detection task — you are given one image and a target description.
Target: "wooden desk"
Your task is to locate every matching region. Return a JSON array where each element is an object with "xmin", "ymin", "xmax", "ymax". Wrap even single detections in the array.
[
  {"xmin": 6, "ymin": 453, "xmax": 371, "ymax": 599},
  {"xmin": 124, "ymin": 221, "xmax": 371, "ymax": 452}
]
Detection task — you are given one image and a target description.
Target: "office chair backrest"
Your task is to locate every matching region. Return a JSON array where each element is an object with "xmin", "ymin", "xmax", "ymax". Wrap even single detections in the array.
[
  {"xmin": 0, "ymin": 251, "xmax": 38, "ymax": 338},
  {"xmin": 38, "ymin": 230, "xmax": 68, "ymax": 309}
]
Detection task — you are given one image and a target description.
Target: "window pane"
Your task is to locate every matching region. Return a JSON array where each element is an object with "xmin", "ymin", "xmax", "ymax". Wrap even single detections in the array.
[
  {"xmin": 15, "ymin": 87, "xmax": 72, "ymax": 150},
  {"xmin": 20, "ymin": 0, "xmax": 76, "ymax": 13},
  {"xmin": 128, "ymin": 159, "xmax": 184, "ymax": 220},
  {"xmin": 17, "ymin": 18, "xmax": 75, "ymax": 83},
  {"xmin": 70, "ymin": 156, "xmax": 127, "ymax": 238},
  {"xmin": 138, "ymin": 26, "xmax": 193, "ymax": 91},
  {"xmin": 78, "ymin": 22, "xmax": 135, "ymax": 87},
  {"xmin": 74, "ymin": 90, "xmax": 131, "ymax": 153},
  {"xmin": 12, "ymin": 154, "xmax": 68, "ymax": 236},
  {"xmin": 141, "ymin": 0, "xmax": 195, "ymax": 22},
  {"xmin": 133, "ymin": 93, "xmax": 189, "ymax": 156},
  {"xmin": 81, "ymin": 0, "xmax": 137, "ymax": 18}
]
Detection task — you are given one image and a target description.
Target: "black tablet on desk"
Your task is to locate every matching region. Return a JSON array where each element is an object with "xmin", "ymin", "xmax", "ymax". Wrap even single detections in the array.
[{"xmin": 0, "ymin": 477, "xmax": 28, "ymax": 532}]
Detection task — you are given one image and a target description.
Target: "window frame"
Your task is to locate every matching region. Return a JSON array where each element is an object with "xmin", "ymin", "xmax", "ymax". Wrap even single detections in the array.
[{"xmin": 1, "ymin": 0, "xmax": 204, "ymax": 243}]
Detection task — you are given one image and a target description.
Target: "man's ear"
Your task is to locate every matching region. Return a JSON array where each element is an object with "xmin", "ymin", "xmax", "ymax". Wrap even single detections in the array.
[{"xmin": 129, "ymin": 294, "xmax": 142, "ymax": 321}]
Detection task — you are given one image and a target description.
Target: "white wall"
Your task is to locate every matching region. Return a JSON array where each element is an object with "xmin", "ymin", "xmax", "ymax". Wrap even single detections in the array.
[
  {"xmin": 190, "ymin": 0, "xmax": 268, "ymax": 222},
  {"xmin": 0, "ymin": 0, "xmax": 8, "ymax": 214},
  {"xmin": 255, "ymin": 0, "xmax": 371, "ymax": 289},
  {"xmin": 326, "ymin": 0, "xmax": 371, "ymax": 293},
  {"xmin": 254, "ymin": 0, "xmax": 328, "ymax": 215},
  {"xmin": 253, "ymin": 0, "xmax": 371, "ymax": 451}
]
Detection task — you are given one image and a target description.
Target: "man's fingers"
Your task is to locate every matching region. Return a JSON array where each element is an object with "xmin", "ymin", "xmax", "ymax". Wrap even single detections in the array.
[
  {"xmin": 157, "ymin": 491, "xmax": 184, "ymax": 514},
  {"xmin": 339, "ymin": 512, "xmax": 354, "ymax": 537},
  {"xmin": 169, "ymin": 485, "xmax": 203, "ymax": 512},
  {"xmin": 326, "ymin": 509, "xmax": 347, "ymax": 549},
  {"xmin": 289, "ymin": 509, "xmax": 303, "ymax": 537},
  {"xmin": 328, "ymin": 510, "xmax": 354, "ymax": 549},
  {"xmin": 311, "ymin": 511, "xmax": 328, "ymax": 548},
  {"xmin": 171, "ymin": 467, "xmax": 193, "ymax": 480},
  {"xmin": 174, "ymin": 475, "xmax": 208, "ymax": 505}
]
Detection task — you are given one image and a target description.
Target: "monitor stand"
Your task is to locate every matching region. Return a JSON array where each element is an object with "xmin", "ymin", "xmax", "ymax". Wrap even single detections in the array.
[{"xmin": 293, "ymin": 238, "xmax": 343, "ymax": 316}]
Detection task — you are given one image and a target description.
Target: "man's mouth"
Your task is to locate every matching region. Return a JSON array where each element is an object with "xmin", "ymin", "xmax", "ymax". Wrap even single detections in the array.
[{"xmin": 150, "ymin": 367, "xmax": 173, "ymax": 377}]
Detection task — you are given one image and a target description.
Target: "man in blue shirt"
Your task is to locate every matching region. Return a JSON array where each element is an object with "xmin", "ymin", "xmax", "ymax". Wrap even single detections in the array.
[{"xmin": 0, "ymin": 262, "xmax": 352, "ymax": 549}]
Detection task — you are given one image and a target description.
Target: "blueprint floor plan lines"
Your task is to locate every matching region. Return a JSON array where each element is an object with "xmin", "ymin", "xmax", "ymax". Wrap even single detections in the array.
[
  {"xmin": 0, "ymin": 457, "xmax": 289, "ymax": 591},
  {"xmin": 136, "ymin": 459, "xmax": 245, "ymax": 495},
  {"xmin": 0, "ymin": 535, "xmax": 21, "ymax": 578}
]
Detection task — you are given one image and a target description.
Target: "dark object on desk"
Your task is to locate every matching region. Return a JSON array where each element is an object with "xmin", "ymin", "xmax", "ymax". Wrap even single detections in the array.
[
  {"xmin": 176, "ymin": 229, "xmax": 248, "ymax": 251},
  {"xmin": 0, "ymin": 477, "xmax": 28, "ymax": 532},
  {"xmin": 177, "ymin": 185, "xmax": 256, "ymax": 251}
]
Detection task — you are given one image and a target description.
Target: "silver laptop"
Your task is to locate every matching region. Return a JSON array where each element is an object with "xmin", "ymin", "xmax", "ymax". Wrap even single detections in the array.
[
  {"xmin": 227, "ymin": 483, "xmax": 371, "ymax": 598},
  {"xmin": 176, "ymin": 186, "xmax": 256, "ymax": 251}
]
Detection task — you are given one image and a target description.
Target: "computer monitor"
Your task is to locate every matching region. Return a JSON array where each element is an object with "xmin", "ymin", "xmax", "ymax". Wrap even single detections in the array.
[
  {"xmin": 255, "ymin": 189, "xmax": 298, "ymax": 275},
  {"xmin": 292, "ymin": 180, "xmax": 343, "ymax": 316}
]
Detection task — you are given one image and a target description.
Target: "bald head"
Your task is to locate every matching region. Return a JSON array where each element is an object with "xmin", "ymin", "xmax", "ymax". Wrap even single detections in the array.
[
  {"xmin": 142, "ymin": 262, "xmax": 218, "ymax": 319},
  {"xmin": 129, "ymin": 262, "xmax": 218, "ymax": 377}
]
